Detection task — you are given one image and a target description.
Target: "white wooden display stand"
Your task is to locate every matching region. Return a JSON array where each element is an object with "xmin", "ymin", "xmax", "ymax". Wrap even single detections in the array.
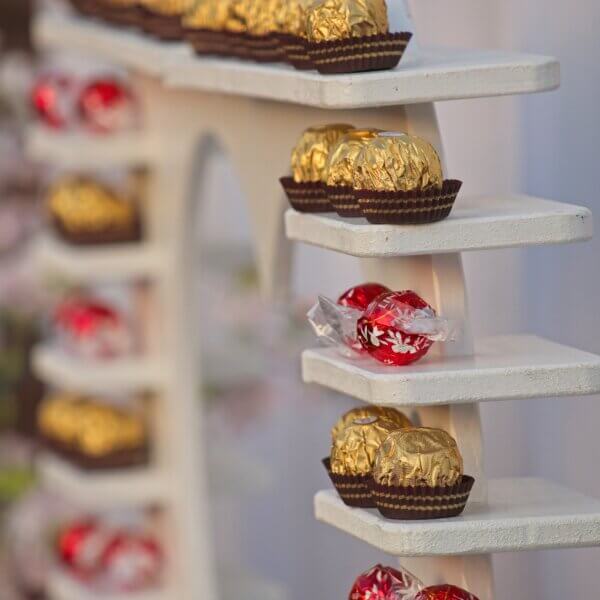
[{"xmin": 29, "ymin": 2, "xmax": 600, "ymax": 599}]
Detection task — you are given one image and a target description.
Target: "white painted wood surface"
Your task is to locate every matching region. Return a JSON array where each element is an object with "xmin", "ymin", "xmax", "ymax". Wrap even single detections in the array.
[
  {"xmin": 26, "ymin": 125, "xmax": 155, "ymax": 169},
  {"xmin": 33, "ymin": 10, "xmax": 559, "ymax": 109},
  {"xmin": 315, "ymin": 478, "xmax": 600, "ymax": 555},
  {"xmin": 303, "ymin": 335, "xmax": 600, "ymax": 406},
  {"xmin": 37, "ymin": 453, "xmax": 167, "ymax": 509},
  {"xmin": 32, "ymin": 234, "xmax": 164, "ymax": 281},
  {"xmin": 284, "ymin": 195, "xmax": 592, "ymax": 258},
  {"xmin": 32, "ymin": 344, "xmax": 165, "ymax": 394}
]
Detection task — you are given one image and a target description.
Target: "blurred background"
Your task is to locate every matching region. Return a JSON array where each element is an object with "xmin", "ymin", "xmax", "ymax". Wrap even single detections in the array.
[{"xmin": 0, "ymin": 0, "xmax": 599, "ymax": 599}]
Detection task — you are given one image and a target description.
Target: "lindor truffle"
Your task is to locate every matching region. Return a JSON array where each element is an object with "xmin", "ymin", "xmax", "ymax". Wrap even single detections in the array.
[
  {"xmin": 306, "ymin": 0, "xmax": 389, "ymax": 42},
  {"xmin": 326, "ymin": 129, "xmax": 382, "ymax": 188},
  {"xmin": 373, "ymin": 427, "xmax": 463, "ymax": 488},
  {"xmin": 291, "ymin": 124, "xmax": 355, "ymax": 183},
  {"xmin": 349, "ymin": 564, "xmax": 423, "ymax": 600},
  {"xmin": 330, "ymin": 416, "xmax": 398, "ymax": 476},
  {"xmin": 331, "ymin": 406, "xmax": 411, "ymax": 442},
  {"xmin": 353, "ymin": 132, "xmax": 443, "ymax": 193},
  {"xmin": 415, "ymin": 585, "xmax": 480, "ymax": 600}
]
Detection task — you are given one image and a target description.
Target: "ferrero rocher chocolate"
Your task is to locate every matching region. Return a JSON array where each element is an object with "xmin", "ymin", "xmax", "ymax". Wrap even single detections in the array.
[
  {"xmin": 330, "ymin": 416, "xmax": 398, "ymax": 476},
  {"xmin": 47, "ymin": 178, "xmax": 137, "ymax": 236},
  {"xmin": 353, "ymin": 132, "xmax": 444, "ymax": 193},
  {"xmin": 373, "ymin": 427, "xmax": 463, "ymax": 487},
  {"xmin": 291, "ymin": 124, "xmax": 355, "ymax": 183},
  {"xmin": 38, "ymin": 394, "xmax": 146, "ymax": 457},
  {"xmin": 306, "ymin": 0, "xmax": 389, "ymax": 43},
  {"xmin": 244, "ymin": 0, "xmax": 287, "ymax": 36},
  {"xmin": 141, "ymin": 0, "xmax": 194, "ymax": 16},
  {"xmin": 326, "ymin": 129, "xmax": 381, "ymax": 187},
  {"xmin": 281, "ymin": 0, "xmax": 313, "ymax": 37},
  {"xmin": 183, "ymin": 0, "xmax": 234, "ymax": 30},
  {"xmin": 331, "ymin": 406, "xmax": 411, "ymax": 442}
]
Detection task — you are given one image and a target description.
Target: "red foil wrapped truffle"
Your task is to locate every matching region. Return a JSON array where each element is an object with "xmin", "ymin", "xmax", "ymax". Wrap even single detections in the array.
[
  {"xmin": 415, "ymin": 585, "xmax": 480, "ymax": 600},
  {"xmin": 338, "ymin": 282, "xmax": 390, "ymax": 311},
  {"xmin": 357, "ymin": 290, "xmax": 435, "ymax": 366},
  {"xmin": 58, "ymin": 521, "xmax": 108, "ymax": 579},
  {"xmin": 100, "ymin": 532, "xmax": 162, "ymax": 592},
  {"xmin": 31, "ymin": 73, "xmax": 76, "ymax": 129},
  {"xmin": 78, "ymin": 78, "xmax": 138, "ymax": 134},
  {"xmin": 54, "ymin": 297, "xmax": 134, "ymax": 360},
  {"xmin": 350, "ymin": 563, "xmax": 423, "ymax": 600}
]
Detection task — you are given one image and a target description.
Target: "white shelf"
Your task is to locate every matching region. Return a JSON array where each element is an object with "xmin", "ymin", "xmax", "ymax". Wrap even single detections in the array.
[
  {"xmin": 47, "ymin": 569, "xmax": 166, "ymax": 600},
  {"xmin": 48, "ymin": 568, "xmax": 285, "ymax": 600},
  {"xmin": 33, "ymin": 344, "xmax": 165, "ymax": 394},
  {"xmin": 26, "ymin": 125, "xmax": 154, "ymax": 169},
  {"xmin": 34, "ymin": 11, "xmax": 559, "ymax": 109},
  {"xmin": 37, "ymin": 453, "xmax": 167, "ymax": 509},
  {"xmin": 33, "ymin": 233, "xmax": 164, "ymax": 281},
  {"xmin": 285, "ymin": 195, "xmax": 592, "ymax": 258},
  {"xmin": 302, "ymin": 335, "xmax": 600, "ymax": 407},
  {"xmin": 315, "ymin": 478, "xmax": 600, "ymax": 556}
]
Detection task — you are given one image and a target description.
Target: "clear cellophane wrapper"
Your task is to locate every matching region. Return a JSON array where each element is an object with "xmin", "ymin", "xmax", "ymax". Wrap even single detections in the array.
[{"xmin": 307, "ymin": 294, "xmax": 456, "ymax": 358}]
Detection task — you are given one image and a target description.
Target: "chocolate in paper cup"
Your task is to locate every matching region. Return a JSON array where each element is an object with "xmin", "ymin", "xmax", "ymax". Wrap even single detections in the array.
[
  {"xmin": 371, "ymin": 475, "xmax": 475, "ymax": 520},
  {"xmin": 356, "ymin": 179, "xmax": 462, "ymax": 225},
  {"xmin": 307, "ymin": 32, "xmax": 412, "ymax": 75},
  {"xmin": 323, "ymin": 458, "xmax": 375, "ymax": 508},
  {"xmin": 244, "ymin": 33, "xmax": 283, "ymax": 63},
  {"xmin": 52, "ymin": 216, "xmax": 143, "ymax": 246},
  {"xmin": 276, "ymin": 34, "xmax": 313, "ymax": 70},
  {"xmin": 139, "ymin": 8, "xmax": 184, "ymax": 41},
  {"xmin": 280, "ymin": 176, "xmax": 331, "ymax": 213},
  {"xmin": 325, "ymin": 184, "xmax": 362, "ymax": 217}
]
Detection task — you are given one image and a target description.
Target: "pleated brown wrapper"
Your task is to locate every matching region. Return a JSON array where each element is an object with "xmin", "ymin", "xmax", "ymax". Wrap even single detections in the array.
[
  {"xmin": 276, "ymin": 33, "xmax": 313, "ymax": 69},
  {"xmin": 279, "ymin": 177, "xmax": 330, "ymax": 213},
  {"xmin": 323, "ymin": 457, "xmax": 376, "ymax": 508},
  {"xmin": 52, "ymin": 215, "xmax": 143, "ymax": 246},
  {"xmin": 138, "ymin": 7, "xmax": 186, "ymax": 41},
  {"xmin": 370, "ymin": 475, "xmax": 475, "ymax": 520},
  {"xmin": 41, "ymin": 433, "xmax": 151, "ymax": 471},
  {"xmin": 325, "ymin": 184, "xmax": 360, "ymax": 217},
  {"xmin": 306, "ymin": 31, "xmax": 412, "ymax": 74},
  {"xmin": 356, "ymin": 179, "xmax": 463, "ymax": 224}
]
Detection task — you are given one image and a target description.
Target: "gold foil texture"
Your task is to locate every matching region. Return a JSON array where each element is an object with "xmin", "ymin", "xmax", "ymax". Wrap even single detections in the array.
[
  {"xmin": 330, "ymin": 417, "xmax": 398, "ymax": 476},
  {"xmin": 38, "ymin": 394, "xmax": 146, "ymax": 457},
  {"xmin": 331, "ymin": 406, "xmax": 411, "ymax": 442},
  {"xmin": 373, "ymin": 427, "xmax": 463, "ymax": 487},
  {"xmin": 142, "ymin": 0, "xmax": 195, "ymax": 16},
  {"xmin": 353, "ymin": 132, "xmax": 444, "ymax": 192},
  {"xmin": 306, "ymin": 0, "xmax": 389, "ymax": 43},
  {"xmin": 184, "ymin": 0, "xmax": 234, "ymax": 29},
  {"xmin": 48, "ymin": 178, "xmax": 137, "ymax": 235},
  {"xmin": 281, "ymin": 0, "xmax": 313, "ymax": 36},
  {"xmin": 326, "ymin": 128, "xmax": 381, "ymax": 187},
  {"xmin": 291, "ymin": 124, "xmax": 355, "ymax": 183}
]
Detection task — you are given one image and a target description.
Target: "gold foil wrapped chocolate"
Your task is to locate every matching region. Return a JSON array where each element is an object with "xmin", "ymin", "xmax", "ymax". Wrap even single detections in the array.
[
  {"xmin": 306, "ymin": 0, "xmax": 388, "ymax": 43},
  {"xmin": 141, "ymin": 0, "xmax": 194, "ymax": 16},
  {"xmin": 330, "ymin": 416, "xmax": 398, "ymax": 476},
  {"xmin": 326, "ymin": 128, "xmax": 381, "ymax": 187},
  {"xmin": 331, "ymin": 406, "xmax": 411, "ymax": 442},
  {"xmin": 48, "ymin": 178, "xmax": 137, "ymax": 235},
  {"xmin": 38, "ymin": 394, "xmax": 147, "ymax": 457},
  {"xmin": 281, "ymin": 0, "xmax": 312, "ymax": 37},
  {"xmin": 184, "ymin": 0, "xmax": 233, "ymax": 30},
  {"xmin": 353, "ymin": 132, "xmax": 444, "ymax": 193},
  {"xmin": 373, "ymin": 427, "xmax": 463, "ymax": 487},
  {"xmin": 291, "ymin": 124, "xmax": 355, "ymax": 183},
  {"xmin": 243, "ymin": 0, "xmax": 287, "ymax": 35}
]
